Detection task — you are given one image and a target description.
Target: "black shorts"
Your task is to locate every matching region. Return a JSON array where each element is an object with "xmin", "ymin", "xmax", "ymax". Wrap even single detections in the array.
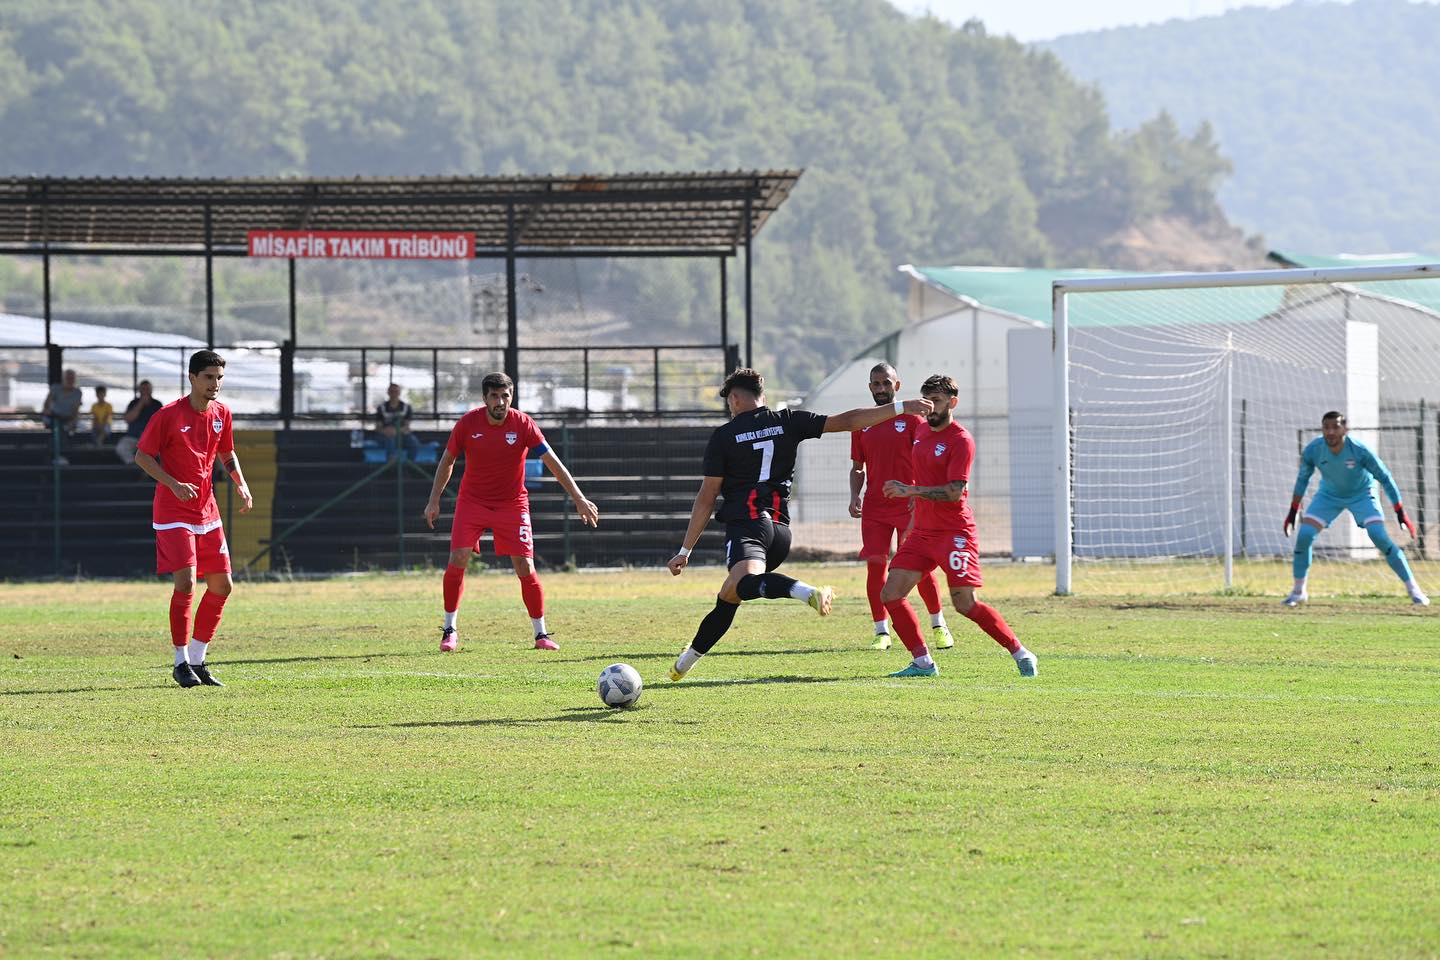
[{"xmin": 723, "ymin": 517, "xmax": 792, "ymax": 571}]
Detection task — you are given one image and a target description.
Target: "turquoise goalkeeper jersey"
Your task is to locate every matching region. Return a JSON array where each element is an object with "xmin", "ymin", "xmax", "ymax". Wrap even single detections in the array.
[{"xmin": 1292, "ymin": 436, "xmax": 1401, "ymax": 503}]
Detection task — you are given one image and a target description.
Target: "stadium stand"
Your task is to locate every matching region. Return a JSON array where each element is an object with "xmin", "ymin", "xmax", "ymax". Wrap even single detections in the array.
[{"xmin": 0, "ymin": 423, "xmax": 727, "ymax": 578}]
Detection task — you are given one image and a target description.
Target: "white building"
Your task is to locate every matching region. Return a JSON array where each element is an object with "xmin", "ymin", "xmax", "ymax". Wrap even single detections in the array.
[{"xmin": 795, "ymin": 261, "xmax": 1440, "ymax": 562}]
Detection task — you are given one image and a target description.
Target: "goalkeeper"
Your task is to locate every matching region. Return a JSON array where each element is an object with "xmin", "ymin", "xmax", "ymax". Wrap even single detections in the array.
[{"xmin": 1283, "ymin": 411, "xmax": 1428, "ymax": 606}]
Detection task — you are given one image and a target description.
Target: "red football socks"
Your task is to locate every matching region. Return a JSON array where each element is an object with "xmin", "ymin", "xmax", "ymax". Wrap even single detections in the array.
[
  {"xmin": 917, "ymin": 570, "xmax": 944, "ymax": 616},
  {"xmin": 519, "ymin": 573, "xmax": 545, "ymax": 619},
  {"xmin": 965, "ymin": 602, "xmax": 1021, "ymax": 653},
  {"xmin": 865, "ymin": 561, "xmax": 888, "ymax": 622},
  {"xmin": 169, "ymin": 590, "xmax": 193, "ymax": 648},
  {"xmin": 443, "ymin": 564, "xmax": 466, "ymax": 613},
  {"xmin": 193, "ymin": 591, "xmax": 228, "ymax": 642},
  {"xmin": 882, "ymin": 597, "xmax": 929, "ymax": 658}
]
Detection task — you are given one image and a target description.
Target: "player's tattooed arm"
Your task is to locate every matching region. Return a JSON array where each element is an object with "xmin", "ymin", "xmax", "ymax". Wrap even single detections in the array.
[
  {"xmin": 883, "ymin": 479, "xmax": 967, "ymax": 501},
  {"xmin": 221, "ymin": 452, "xmax": 254, "ymax": 513},
  {"xmin": 915, "ymin": 480, "xmax": 967, "ymax": 501}
]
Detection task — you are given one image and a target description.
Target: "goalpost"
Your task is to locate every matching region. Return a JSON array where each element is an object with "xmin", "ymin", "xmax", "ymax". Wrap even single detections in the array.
[{"xmin": 1052, "ymin": 262, "xmax": 1440, "ymax": 597}]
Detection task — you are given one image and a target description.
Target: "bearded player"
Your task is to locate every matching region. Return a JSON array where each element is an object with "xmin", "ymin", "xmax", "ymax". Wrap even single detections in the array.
[
  {"xmin": 879, "ymin": 374, "xmax": 1038, "ymax": 678},
  {"xmin": 849, "ymin": 362, "xmax": 952, "ymax": 651},
  {"xmin": 133, "ymin": 350, "xmax": 252, "ymax": 688},
  {"xmin": 1283, "ymin": 410, "xmax": 1428, "ymax": 606},
  {"xmin": 666, "ymin": 367, "xmax": 933, "ymax": 682},
  {"xmin": 423, "ymin": 372, "xmax": 599, "ymax": 652}
]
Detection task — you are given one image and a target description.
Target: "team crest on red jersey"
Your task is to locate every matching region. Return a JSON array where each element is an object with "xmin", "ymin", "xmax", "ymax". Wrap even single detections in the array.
[
  {"xmin": 953, "ymin": 536, "xmax": 968, "ymax": 550},
  {"xmin": 505, "ymin": 432, "xmax": 518, "ymax": 445},
  {"xmin": 934, "ymin": 443, "xmax": 947, "ymax": 457},
  {"xmin": 212, "ymin": 418, "xmax": 223, "ymax": 434},
  {"xmin": 893, "ymin": 420, "xmax": 906, "ymax": 432}
]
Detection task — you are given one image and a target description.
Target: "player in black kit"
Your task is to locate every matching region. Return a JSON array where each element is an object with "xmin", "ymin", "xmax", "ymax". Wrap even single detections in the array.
[{"xmin": 667, "ymin": 368, "xmax": 933, "ymax": 681}]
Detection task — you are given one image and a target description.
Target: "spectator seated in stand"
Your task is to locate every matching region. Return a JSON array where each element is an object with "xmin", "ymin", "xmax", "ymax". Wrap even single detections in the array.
[
  {"xmin": 90, "ymin": 385, "xmax": 114, "ymax": 448},
  {"xmin": 375, "ymin": 383, "xmax": 422, "ymax": 462},
  {"xmin": 116, "ymin": 379, "xmax": 164, "ymax": 465},
  {"xmin": 41, "ymin": 368, "xmax": 83, "ymax": 464}
]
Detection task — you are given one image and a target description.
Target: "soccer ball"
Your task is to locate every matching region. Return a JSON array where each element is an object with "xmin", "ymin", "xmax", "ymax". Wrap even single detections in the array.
[{"xmin": 597, "ymin": 663, "xmax": 643, "ymax": 708}]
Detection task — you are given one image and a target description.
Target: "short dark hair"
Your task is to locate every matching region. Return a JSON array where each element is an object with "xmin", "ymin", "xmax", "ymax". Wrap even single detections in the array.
[
  {"xmin": 920, "ymin": 374, "xmax": 959, "ymax": 398},
  {"xmin": 1322, "ymin": 410, "xmax": 1346, "ymax": 425},
  {"xmin": 138, "ymin": 380, "xmax": 152, "ymax": 389},
  {"xmin": 719, "ymin": 367, "xmax": 764, "ymax": 399},
  {"xmin": 481, "ymin": 372, "xmax": 514, "ymax": 395},
  {"xmin": 188, "ymin": 350, "xmax": 226, "ymax": 375},
  {"xmin": 870, "ymin": 362, "xmax": 898, "ymax": 378}
]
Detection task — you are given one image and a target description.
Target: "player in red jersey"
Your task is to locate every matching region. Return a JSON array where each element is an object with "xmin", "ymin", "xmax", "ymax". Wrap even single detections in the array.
[
  {"xmin": 878, "ymin": 374, "xmax": 1037, "ymax": 678},
  {"xmin": 133, "ymin": 350, "xmax": 252, "ymax": 689},
  {"xmin": 849, "ymin": 362, "xmax": 952, "ymax": 651},
  {"xmin": 423, "ymin": 372, "xmax": 599, "ymax": 652},
  {"xmin": 665, "ymin": 367, "xmax": 932, "ymax": 683}
]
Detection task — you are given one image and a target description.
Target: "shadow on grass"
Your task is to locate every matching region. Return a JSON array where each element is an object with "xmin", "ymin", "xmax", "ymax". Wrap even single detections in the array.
[
  {"xmin": 361, "ymin": 707, "xmax": 629, "ymax": 729},
  {"xmin": 645, "ymin": 675, "xmax": 846, "ymax": 691},
  {"xmin": 148, "ymin": 652, "xmax": 411, "ymax": 669},
  {"xmin": 357, "ymin": 676, "xmax": 845, "ymax": 729},
  {"xmin": 0, "ymin": 684, "xmax": 176, "ymax": 697},
  {"xmin": 548, "ymin": 648, "xmax": 840, "ymax": 665}
]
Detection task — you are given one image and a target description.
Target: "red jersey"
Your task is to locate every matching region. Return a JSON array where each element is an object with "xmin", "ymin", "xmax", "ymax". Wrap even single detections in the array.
[
  {"xmin": 136, "ymin": 397, "xmax": 234, "ymax": 529},
  {"xmin": 851, "ymin": 413, "xmax": 926, "ymax": 522},
  {"xmin": 910, "ymin": 420, "xmax": 975, "ymax": 531},
  {"xmin": 446, "ymin": 407, "xmax": 547, "ymax": 506}
]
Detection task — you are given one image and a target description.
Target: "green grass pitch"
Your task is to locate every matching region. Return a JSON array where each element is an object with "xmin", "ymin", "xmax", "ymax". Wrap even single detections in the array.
[{"xmin": 2, "ymin": 564, "xmax": 1437, "ymax": 958}]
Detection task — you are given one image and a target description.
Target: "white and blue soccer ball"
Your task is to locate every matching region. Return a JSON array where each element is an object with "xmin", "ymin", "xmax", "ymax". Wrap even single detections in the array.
[{"xmin": 597, "ymin": 663, "xmax": 643, "ymax": 708}]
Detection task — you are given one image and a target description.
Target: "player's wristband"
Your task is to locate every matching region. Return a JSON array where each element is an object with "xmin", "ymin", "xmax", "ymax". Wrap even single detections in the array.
[
  {"xmin": 677, "ymin": 546, "xmax": 692, "ymax": 558},
  {"xmin": 892, "ymin": 399, "xmax": 904, "ymax": 416}
]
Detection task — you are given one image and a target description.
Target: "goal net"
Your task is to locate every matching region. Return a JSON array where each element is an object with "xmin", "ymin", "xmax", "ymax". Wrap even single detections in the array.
[{"xmin": 1054, "ymin": 264, "xmax": 1440, "ymax": 598}]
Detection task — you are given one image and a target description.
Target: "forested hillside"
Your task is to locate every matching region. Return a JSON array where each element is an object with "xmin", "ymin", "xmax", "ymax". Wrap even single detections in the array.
[
  {"xmin": 0, "ymin": 0, "xmax": 1243, "ymax": 390},
  {"xmin": 1046, "ymin": 0, "xmax": 1440, "ymax": 255}
]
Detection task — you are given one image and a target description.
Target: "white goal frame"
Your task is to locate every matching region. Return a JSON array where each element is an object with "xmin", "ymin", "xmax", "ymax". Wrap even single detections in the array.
[{"xmin": 1052, "ymin": 262, "xmax": 1440, "ymax": 595}]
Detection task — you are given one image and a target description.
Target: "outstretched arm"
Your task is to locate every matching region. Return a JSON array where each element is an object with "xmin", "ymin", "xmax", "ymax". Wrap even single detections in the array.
[
  {"xmin": 423, "ymin": 449, "xmax": 458, "ymax": 529},
  {"xmin": 823, "ymin": 398, "xmax": 932, "ymax": 434},
  {"xmin": 540, "ymin": 450, "xmax": 599, "ymax": 527},
  {"xmin": 668, "ymin": 476, "xmax": 723, "ymax": 576}
]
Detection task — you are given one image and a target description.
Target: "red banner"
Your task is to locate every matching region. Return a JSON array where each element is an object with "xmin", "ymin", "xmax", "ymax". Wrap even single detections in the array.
[{"xmin": 247, "ymin": 230, "xmax": 474, "ymax": 259}]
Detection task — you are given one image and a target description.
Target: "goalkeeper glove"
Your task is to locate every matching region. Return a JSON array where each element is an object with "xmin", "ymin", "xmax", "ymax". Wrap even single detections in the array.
[
  {"xmin": 1283, "ymin": 498, "xmax": 1301, "ymax": 536},
  {"xmin": 1395, "ymin": 503, "xmax": 1417, "ymax": 539}
]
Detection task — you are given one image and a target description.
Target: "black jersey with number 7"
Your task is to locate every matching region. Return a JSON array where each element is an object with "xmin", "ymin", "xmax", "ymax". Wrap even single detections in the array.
[{"xmin": 702, "ymin": 407, "xmax": 828, "ymax": 523}]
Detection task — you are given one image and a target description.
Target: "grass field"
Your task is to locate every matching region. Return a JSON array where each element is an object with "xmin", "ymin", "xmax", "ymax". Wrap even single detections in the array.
[{"xmin": 2, "ymin": 563, "xmax": 1437, "ymax": 958}]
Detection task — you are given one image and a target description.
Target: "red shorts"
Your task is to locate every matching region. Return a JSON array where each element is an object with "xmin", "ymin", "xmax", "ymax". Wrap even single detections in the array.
[
  {"xmin": 451, "ymin": 500, "xmax": 533, "ymax": 557},
  {"xmin": 859, "ymin": 512, "xmax": 913, "ymax": 560},
  {"xmin": 890, "ymin": 525, "xmax": 982, "ymax": 588},
  {"xmin": 155, "ymin": 523, "xmax": 231, "ymax": 577}
]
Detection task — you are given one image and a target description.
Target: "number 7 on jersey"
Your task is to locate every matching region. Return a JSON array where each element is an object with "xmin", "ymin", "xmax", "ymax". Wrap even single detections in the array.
[{"xmin": 752, "ymin": 439, "xmax": 774, "ymax": 482}]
